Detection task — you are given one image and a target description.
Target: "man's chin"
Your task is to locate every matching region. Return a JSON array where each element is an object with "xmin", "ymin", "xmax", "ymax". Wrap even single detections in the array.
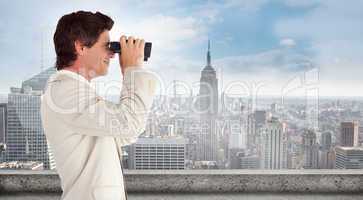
[
  {"xmin": 99, "ymin": 66, "xmax": 109, "ymax": 76},
  {"xmin": 103, "ymin": 67, "xmax": 109, "ymax": 75}
]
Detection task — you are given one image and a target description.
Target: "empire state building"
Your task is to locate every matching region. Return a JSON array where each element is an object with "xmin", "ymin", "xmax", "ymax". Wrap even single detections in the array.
[
  {"xmin": 199, "ymin": 40, "xmax": 218, "ymax": 116},
  {"xmin": 196, "ymin": 40, "xmax": 219, "ymax": 162}
]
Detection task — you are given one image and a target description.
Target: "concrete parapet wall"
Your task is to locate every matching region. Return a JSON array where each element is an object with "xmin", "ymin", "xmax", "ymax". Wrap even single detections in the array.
[{"xmin": 0, "ymin": 170, "xmax": 363, "ymax": 193}]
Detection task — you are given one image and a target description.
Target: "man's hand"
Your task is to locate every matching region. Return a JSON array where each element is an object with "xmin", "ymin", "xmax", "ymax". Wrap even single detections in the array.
[{"xmin": 119, "ymin": 35, "xmax": 145, "ymax": 75}]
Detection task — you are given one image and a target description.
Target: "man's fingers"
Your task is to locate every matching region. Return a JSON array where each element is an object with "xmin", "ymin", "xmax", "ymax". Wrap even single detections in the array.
[
  {"xmin": 139, "ymin": 39, "xmax": 145, "ymax": 49},
  {"xmin": 135, "ymin": 38, "xmax": 140, "ymax": 48},
  {"xmin": 127, "ymin": 36, "xmax": 134, "ymax": 47},
  {"xmin": 120, "ymin": 35, "xmax": 127, "ymax": 48},
  {"xmin": 120, "ymin": 35, "xmax": 144, "ymax": 49},
  {"xmin": 119, "ymin": 35, "xmax": 144, "ymax": 68}
]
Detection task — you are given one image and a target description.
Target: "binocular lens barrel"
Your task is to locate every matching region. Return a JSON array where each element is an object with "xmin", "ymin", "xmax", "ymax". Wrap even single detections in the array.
[{"xmin": 108, "ymin": 41, "xmax": 152, "ymax": 61}]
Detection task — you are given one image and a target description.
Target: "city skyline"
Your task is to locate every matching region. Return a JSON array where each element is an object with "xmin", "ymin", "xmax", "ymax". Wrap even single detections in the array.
[{"xmin": 1, "ymin": 59, "xmax": 363, "ymax": 170}]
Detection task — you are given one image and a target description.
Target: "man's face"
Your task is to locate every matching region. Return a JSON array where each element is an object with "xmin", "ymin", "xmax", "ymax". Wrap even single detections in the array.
[{"xmin": 82, "ymin": 30, "xmax": 114, "ymax": 77}]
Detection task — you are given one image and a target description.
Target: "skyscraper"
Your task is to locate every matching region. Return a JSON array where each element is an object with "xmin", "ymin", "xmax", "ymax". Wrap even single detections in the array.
[
  {"xmin": 270, "ymin": 103, "xmax": 277, "ymax": 113},
  {"xmin": 340, "ymin": 121, "xmax": 359, "ymax": 147},
  {"xmin": 199, "ymin": 40, "xmax": 218, "ymax": 116},
  {"xmin": 335, "ymin": 146, "xmax": 363, "ymax": 169},
  {"xmin": 0, "ymin": 103, "xmax": 6, "ymax": 145},
  {"xmin": 0, "ymin": 103, "xmax": 7, "ymax": 161},
  {"xmin": 247, "ymin": 110, "xmax": 269, "ymax": 149},
  {"xmin": 319, "ymin": 131, "xmax": 334, "ymax": 169},
  {"xmin": 320, "ymin": 131, "xmax": 332, "ymax": 151},
  {"xmin": 196, "ymin": 40, "xmax": 219, "ymax": 161},
  {"xmin": 254, "ymin": 110, "xmax": 268, "ymax": 126},
  {"xmin": 128, "ymin": 137, "xmax": 186, "ymax": 170},
  {"xmin": 5, "ymin": 67, "xmax": 56, "ymax": 169},
  {"xmin": 260, "ymin": 117, "xmax": 287, "ymax": 169},
  {"xmin": 302, "ymin": 129, "xmax": 319, "ymax": 169},
  {"xmin": 0, "ymin": 95, "xmax": 7, "ymax": 104}
]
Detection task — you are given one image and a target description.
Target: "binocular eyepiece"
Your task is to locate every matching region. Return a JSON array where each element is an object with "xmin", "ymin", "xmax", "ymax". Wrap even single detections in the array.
[{"xmin": 107, "ymin": 41, "xmax": 152, "ymax": 61}]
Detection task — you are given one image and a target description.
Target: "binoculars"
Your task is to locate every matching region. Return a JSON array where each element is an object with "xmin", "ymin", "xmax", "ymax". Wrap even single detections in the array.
[{"xmin": 108, "ymin": 41, "xmax": 152, "ymax": 61}]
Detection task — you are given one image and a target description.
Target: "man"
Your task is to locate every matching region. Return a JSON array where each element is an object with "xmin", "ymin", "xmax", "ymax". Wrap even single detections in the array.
[{"xmin": 41, "ymin": 11, "xmax": 156, "ymax": 200}]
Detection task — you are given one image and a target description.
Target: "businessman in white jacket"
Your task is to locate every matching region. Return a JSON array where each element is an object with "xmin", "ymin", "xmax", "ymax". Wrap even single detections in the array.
[{"xmin": 41, "ymin": 11, "xmax": 156, "ymax": 200}]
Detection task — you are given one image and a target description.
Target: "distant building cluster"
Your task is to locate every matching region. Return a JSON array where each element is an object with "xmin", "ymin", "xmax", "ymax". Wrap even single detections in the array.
[
  {"xmin": 1, "ymin": 41, "xmax": 363, "ymax": 171},
  {"xmin": 0, "ymin": 68, "xmax": 56, "ymax": 169}
]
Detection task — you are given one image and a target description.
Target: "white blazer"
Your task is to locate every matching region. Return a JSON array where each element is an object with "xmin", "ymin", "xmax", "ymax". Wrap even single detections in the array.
[{"xmin": 41, "ymin": 67, "xmax": 156, "ymax": 200}]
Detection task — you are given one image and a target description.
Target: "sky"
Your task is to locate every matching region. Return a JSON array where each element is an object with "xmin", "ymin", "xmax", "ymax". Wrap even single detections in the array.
[{"xmin": 0, "ymin": 0, "xmax": 362, "ymax": 98}]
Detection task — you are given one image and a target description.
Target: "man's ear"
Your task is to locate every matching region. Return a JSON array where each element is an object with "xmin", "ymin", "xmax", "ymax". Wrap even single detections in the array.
[{"xmin": 74, "ymin": 40, "xmax": 85, "ymax": 56}]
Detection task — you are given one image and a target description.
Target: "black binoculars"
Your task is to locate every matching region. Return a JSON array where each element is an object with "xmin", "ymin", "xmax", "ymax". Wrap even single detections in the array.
[{"xmin": 107, "ymin": 41, "xmax": 152, "ymax": 61}]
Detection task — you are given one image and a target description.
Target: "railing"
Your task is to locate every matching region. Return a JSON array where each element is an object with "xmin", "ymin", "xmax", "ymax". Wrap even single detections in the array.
[{"xmin": 0, "ymin": 170, "xmax": 363, "ymax": 193}]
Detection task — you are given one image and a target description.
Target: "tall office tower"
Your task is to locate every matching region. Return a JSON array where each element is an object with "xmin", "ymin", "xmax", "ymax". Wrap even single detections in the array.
[
  {"xmin": 145, "ymin": 116, "xmax": 157, "ymax": 136},
  {"xmin": 128, "ymin": 137, "xmax": 186, "ymax": 170},
  {"xmin": 0, "ymin": 104, "xmax": 7, "ymax": 145},
  {"xmin": 172, "ymin": 116, "xmax": 185, "ymax": 136},
  {"xmin": 247, "ymin": 113, "xmax": 255, "ymax": 149},
  {"xmin": 228, "ymin": 120, "xmax": 246, "ymax": 150},
  {"xmin": 181, "ymin": 116, "xmax": 199, "ymax": 162},
  {"xmin": 302, "ymin": 129, "xmax": 319, "ymax": 169},
  {"xmin": 254, "ymin": 110, "xmax": 268, "ymax": 126},
  {"xmin": 319, "ymin": 148, "xmax": 335, "ymax": 169},
  {"xmin": 196, "ymin": 117, "xmax": 218, "ymax": 161},
  {"xmin": 270, "ymin": 103, "xmax": 277, "ymax": 113},
  {"xmin": 21, "ymin": 67, "xmax": 56, "ymax": 91},
  {"xmin": 196, "ymin": 40, "xmax": 219, "ymax": 161},
  {"xmin": 226, "ymin": 119, "xmax": 247, "ymax": 168},
  {"xmin": 321, "ymin": 131, "xmax": 332, "ymax": 151},
  {"xmin": 359, "ymin": 126, "xmax": 363, "ymax": 145},
  {"xmin": 319, "ymin": 131, "xmax": 334, "ymax": 169},
  {"xmin": 335, "ymin": 146, "xmax": 363, "ymax": 169},
  {"xmin": 247, "ymin": 110, "xmax": 268, "ymax": 149},
  {"xmin": 340, "ymin": 121, "xmax": 359, "ymax": 147},
  {"xmin": 289, "ymin": 146, "xmax": 302, "ymax": 169},
  {"xmin": 6, "ymin": 67, "xmax": 56, "ymax": 169},
  {"xmin": 0, "ymin": 103, "xmax": 7, "ymax": 162},
  {"xmin": 260, "ymin": 118, "xmax": 287, "ymax": 169},
  {"xmin": 221, "ymin": 118, "xmax": 231, "ymax": 163},
  {"xmin": 0, "ymin": 95, "xmax": 7, "ymax": 103}
]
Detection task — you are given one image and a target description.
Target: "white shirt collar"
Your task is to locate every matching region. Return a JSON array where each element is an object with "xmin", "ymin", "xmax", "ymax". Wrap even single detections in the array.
[{"xmin": 55, "ymin": 69, "xmax": 91, "ymax": 85}]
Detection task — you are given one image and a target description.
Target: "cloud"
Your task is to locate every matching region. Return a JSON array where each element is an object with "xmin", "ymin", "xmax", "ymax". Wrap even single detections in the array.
[
  {"xmin": 224, "ymin": 0, "xmax": 269, "ymax": 12},
  {"xmin": 131, "ymin": 0, "xmax": 181, "ymax": 11},
  {"xmin": 191, "ymin": 2, "xmax": 223, "ymax": 24},
  {"xmin": 115, "ymin": 14, "xmax": 206, "ymax": 53},
  {"xmin": 280, "ymin": 38, "xmax": 296, "ymax": 47},
  {"xmin": 275, "ymin": 0, "xmax": 363, "ymax": 95},
  {"xmin": 214, "ymin": 47, "xmax": 314, "ymax": 74},
  {"xmin": 282, "ymin": 0, "xmax": 320, "ymax": 8}
]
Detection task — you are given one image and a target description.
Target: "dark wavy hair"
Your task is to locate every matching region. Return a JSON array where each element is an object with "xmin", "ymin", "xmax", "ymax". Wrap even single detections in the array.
[{"xmin": 53, "ymin": 11, "xmax": 114, "ymax": 70}]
